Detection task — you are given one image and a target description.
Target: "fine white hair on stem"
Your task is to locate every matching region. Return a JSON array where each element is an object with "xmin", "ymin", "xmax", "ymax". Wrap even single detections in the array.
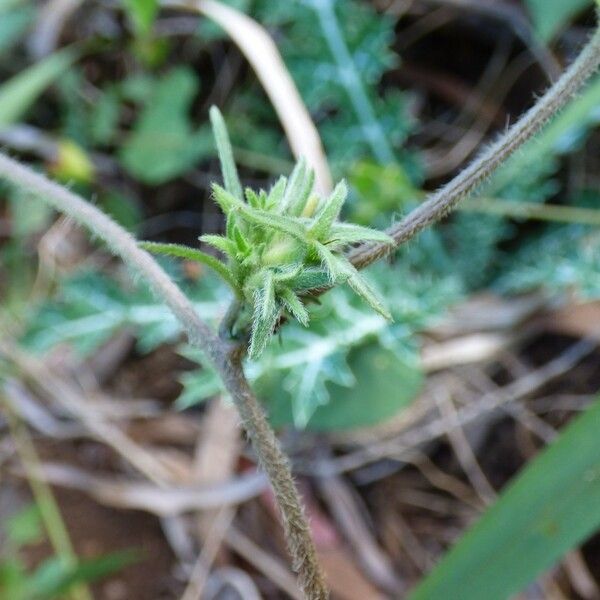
[{"xmin": 348, "ymin": 24, "xmax": 600, "ymax": 271}]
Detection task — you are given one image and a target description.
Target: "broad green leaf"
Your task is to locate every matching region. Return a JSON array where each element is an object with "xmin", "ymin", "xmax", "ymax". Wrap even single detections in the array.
[
  {"xmin": 258, "ymin": 342, "xmax": 422, "ymax": 430},
  {"xmin": 524, "ymin": 0, "xmax": 592, "ymax": 41},
  {"xmin": 409, "ymin": 396, "xmax": 600, "ymax": 600},
  {"xmin": 0, "ymin": 48, "xmax": 78, "ymax": 127},
  {"xmin": 120, "ymin": 68, "xmax": 212, "ymax": 183}
]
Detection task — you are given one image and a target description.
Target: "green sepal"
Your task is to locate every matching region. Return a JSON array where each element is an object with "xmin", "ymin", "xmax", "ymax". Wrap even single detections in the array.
[
  {"xmin": 199, "ymin": 234, "xmax": 237, "ymax": 258},
  {"xmin": 139, "ymin": 241, "xmax": 240, "ymax": 294},
  {"xmin": 280, "ymin": 288, "xmax": 309, "ymax": 326},
  {"xmin": 327, "ymin": 222, "xmax": 394, "ymax": 247},
  {"xmin": 308, "ymin": 180, "xmax": 347, "ymax": 240},
  {"xmin": 209, "ymin": 106, "xmax": 243, "ymax": 200}
]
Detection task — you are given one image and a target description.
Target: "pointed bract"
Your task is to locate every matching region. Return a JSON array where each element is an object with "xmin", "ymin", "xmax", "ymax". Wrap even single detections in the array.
[
  {"xmin": 308, "ymin": 180, "xmax": 348, "ymax": 240},
  {"xmin": 209, "ymin": 106, "xmax": 243, "ymax": 201}
]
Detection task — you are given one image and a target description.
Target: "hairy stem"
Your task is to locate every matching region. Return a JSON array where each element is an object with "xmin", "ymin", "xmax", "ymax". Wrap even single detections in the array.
[
  {"xmin": 0, "ymin": 154, "xmax": 328, "ymax": 599},
  {"xmin": 348, "ymin": 25, "xmax": 600, "ymax": 270}
]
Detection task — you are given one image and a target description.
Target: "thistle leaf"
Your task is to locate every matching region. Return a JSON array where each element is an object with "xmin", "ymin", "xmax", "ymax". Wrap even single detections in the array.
[
  {"xmin": 280, "ymin": 288, "xmax": 309, "ymax": 326},
  {"xmin": 209, "ymin": 106, "xmax": 243, "ymax": 200},
  {"xmin": 308, "ymin": 180, "xmax": 348, "ymax": 240},
  {"xmin": 139, "ymin": 241, "xmax": 239, "ymax": 293}
]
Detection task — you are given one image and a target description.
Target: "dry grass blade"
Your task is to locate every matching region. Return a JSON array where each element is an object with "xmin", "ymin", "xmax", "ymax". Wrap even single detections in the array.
[
  {"xmin": 162, "ymin": 0, "xmax": 333, "ymax": 195},
  {"xmin": 21, "ymin": 462, "xmax": 268, "ymax": 516}
]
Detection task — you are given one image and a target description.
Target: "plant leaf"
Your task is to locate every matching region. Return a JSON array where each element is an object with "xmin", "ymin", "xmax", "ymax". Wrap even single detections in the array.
[
  {"xmin": 347, "ymin": 273, "xmax": 392, "ymax": 320},
  {"xmin": 308, "ymin": 180, "xmax": 348, "ymax": 239},
  {"xmin": 327, "ymin": 222, "xmax": 394, "ymax": 246},
  {"xmin": 280, "ymin": 288, "xmax": 309, "ymax": 326},
  {"xmin": 199, "ymin": 234, "xmax": 238, "ymax": 258},
  {"xmin": 409, "ymin": 396, "xmax": 600, "ymax": 600},
  {"xmin": 139, "ymin": 241, "xmax": 239, "ymax": 293},
  {"xmin": 210, "ymin": 105, "xmax": 243, "ymax": 200}
]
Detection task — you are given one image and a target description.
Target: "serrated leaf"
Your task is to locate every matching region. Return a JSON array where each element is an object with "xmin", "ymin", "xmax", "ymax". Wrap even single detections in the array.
[{"xmin": 308, "ymin": 180, "xmax": 348, "ymax": 239}]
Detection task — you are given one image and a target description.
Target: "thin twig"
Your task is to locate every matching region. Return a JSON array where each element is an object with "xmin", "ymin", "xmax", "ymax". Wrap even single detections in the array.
[{"xmin": 347, "ymin": 25, "xmax": 600, "ymax": 270}]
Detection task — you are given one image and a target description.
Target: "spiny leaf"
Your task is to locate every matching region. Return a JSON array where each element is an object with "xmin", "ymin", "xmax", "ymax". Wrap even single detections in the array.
[
  {"xmin": 308, "ymin": 180, "xmax": 348, "ymax": 240},
  {"xmin": 139, "ymin": 241, "xmax": 240, "ymax": 293},
  {"xmin": 280, "ymin": 288, "xmax": 309, "ymax": 326},
  {"xmin": 210, "ymin": 105, "xmax": 243, "ymax": 200}
]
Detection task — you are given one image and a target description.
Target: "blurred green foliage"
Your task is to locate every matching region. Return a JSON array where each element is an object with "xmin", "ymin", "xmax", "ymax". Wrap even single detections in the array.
[{"xmin": 0, "ymin": 504, "xmax": 136, "ymax": 600}]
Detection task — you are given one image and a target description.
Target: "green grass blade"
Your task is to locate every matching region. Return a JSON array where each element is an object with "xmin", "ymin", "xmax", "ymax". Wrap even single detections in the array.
[{"xmin": 409, "ymin": 396, "xmax": 600, "ymax": 600}]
